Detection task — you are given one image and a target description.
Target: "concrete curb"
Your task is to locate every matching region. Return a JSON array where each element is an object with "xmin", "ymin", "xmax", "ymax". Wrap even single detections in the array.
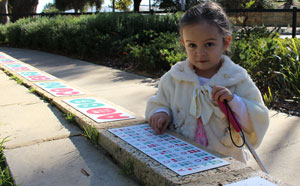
[
  {"xmin": 0, "ymin": 52, "xmax": 290, "ymax": 186},
  {"xmin": 98, "ymin": 129, "xmax": 289, "ymax": 186}
]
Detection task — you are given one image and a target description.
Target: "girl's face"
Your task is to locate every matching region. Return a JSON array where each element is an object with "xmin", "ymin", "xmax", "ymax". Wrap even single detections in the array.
[{"xmin": 181, "ymin": 21, "xmax": 231, "ymax": 78}]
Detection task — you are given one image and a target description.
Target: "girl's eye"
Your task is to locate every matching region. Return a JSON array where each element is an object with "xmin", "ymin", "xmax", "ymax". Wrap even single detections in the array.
[
  {"xmin": 188, "ymin": 43, "xmax": 197, "ymax": 48},
  {"xmin": 206, "ymin": 42, "xmax": 215, "ymax": 47}
]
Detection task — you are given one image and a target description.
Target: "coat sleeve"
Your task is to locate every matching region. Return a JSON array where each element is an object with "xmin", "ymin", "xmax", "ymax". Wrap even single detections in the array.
[
  {"xmin": 235, "ymin": 75, "xmax": 269, "ymax": 149},
  {"xmin": 145, "ymin": 72, "xmax": 175, "ymax": 122}
]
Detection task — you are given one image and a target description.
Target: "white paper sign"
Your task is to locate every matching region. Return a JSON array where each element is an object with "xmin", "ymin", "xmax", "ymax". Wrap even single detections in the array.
[
  {"xmin": 35, "ymin": 81, "xmax": 85, "ymax": 97},
  {"xmin": 225, "ymin": 177, "xmax": 277, "ymax": 186},
  {"xmin": 17, "ymin": 71, "xmax": 56, "ymax": 81},
  {"xmin": 4, "ymin": 63, "xmax": 33, "ymax": 71},
  {"xmin": 109, "ymin": 124, "xmax": 230, "ymax": 176},
  {"xmin": 63, "ymin": 97, "xmax": 135, "ymax": 123}
]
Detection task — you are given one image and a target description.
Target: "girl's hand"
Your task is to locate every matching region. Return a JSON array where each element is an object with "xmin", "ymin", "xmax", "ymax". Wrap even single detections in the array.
[
  {"xmin": 149, "ymin": 112, "xmax": 169, "ymax": 134},
  {"xmin": 212, "ymin": 86, "xmax": 234, "ymax": 102}
]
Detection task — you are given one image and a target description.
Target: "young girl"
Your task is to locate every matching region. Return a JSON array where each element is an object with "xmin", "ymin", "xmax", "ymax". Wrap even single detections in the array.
[{"xmin": 145, "ymin": 2, "xmax": 269, "ymax": 163}]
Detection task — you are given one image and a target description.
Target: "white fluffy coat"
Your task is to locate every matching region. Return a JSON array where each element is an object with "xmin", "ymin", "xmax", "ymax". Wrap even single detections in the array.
[{"xmin": 145, "ymin": 55, "xmax": 269, "ymax": 162}]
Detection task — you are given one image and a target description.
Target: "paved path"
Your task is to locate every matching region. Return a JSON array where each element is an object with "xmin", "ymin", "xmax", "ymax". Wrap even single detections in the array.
[
  {"xmin": 0, "ymin": 53, "xmax": 140, "ymax": 185},
  {"xmin": 0, "ymin": 47, "xmax": 158, "ymax": 118},
  {"xmin": 1, "ymin": 47, "xmax": 299, "ymax": 185}
]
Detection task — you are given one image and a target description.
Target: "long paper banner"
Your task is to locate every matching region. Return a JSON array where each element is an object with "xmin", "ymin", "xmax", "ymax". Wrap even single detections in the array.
[
  {"xmin": 109, "ymin": 124, "xmax": 230, "ymax": 176},
  {"xmin": 0, "ymin": 58, "xmax": 16, "ymax": 64},
  {"xmin": 4, "ymin": 63, "xmax": 33, "ymax": 71},
  {"xmin": 35, "ymin": 81, "xmax": 85, "ymax": 97},
  {"xmin": 63, "ymin": 97, "xmax": 135, "ymax": 123},
  {"xmin": 17, "ymin": 71, "xmax": 56, "ymax": 81}
]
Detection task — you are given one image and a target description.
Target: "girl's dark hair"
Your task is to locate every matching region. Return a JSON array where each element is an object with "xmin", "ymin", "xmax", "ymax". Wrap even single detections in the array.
[{"xmin": 179, "ymin": 2, "xmax": 232, "ymax": 37}]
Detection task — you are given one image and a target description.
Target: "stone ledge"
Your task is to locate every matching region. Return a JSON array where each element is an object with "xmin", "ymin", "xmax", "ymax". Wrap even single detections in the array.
[{"xmin": 98, "ymin": 128, "xmax": 290, "ymax": 186}]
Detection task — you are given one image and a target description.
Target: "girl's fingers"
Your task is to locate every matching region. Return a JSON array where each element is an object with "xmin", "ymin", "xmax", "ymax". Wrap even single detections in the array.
[
  {"xmin": 212, "ymin": 86, "xmax": 222, "ymax": 100},
  {"xmin": 149, "ymin": 117, "xmax": 155, "ymax": 128},
  {"xmin": 153, "ymin": 118, "xmax": 160, "ymax": 134},
  {"xmin": 160, "ymin": 119, "xmax": 169, "ymax": 134},
  {"xmin": 212, "ymin": 86, "xmax": 233, "ymax": 102},
  {"xmin": 157, "ymin": 118, "xmax": 167, "ymax": 134},
  {"xmin": 153, "ymin": 117, "xmax": 167, "ymax": 134},
  {"xmin": 149, "ymin": 116, "xmax": 158, "ymax": 132},
  {"xmin": 217, "ymin": 90, "xmax": 228, "ymax": 101},
  {"xmin": 213, "ymin": 88, "xmax": 226, "ymax": 101},
  {"xmin": 149, "ymin": 113, "xmax": 169, "ymax": 134}
]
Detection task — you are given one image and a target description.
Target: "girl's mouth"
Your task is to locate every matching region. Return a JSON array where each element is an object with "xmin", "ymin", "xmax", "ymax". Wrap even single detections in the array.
[{"xmin": 198, "ymin": 60, "xmax": 208, "ymax": 63}]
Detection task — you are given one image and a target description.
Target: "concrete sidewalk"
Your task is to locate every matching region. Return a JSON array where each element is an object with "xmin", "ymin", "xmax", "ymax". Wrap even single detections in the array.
[
  {"xmin": 0, "ymin": 47, "xmax": 158, "ymax": 118},
  {"xmin": 0, "ymin": 67, "xmax": 140, "ymax": 185},
  {"xmin": 1, "ymin": 47, "xmax": 299, "ymax": 185}
]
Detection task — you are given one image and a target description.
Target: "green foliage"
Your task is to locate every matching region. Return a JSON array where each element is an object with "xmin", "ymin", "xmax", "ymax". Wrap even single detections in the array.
[
  {"xmin": 216, "ymin": 0, "xmax": 274, "ymax": 9},
  {"xmin": 82, "ymin": 125, "xmax": 99, "ymax": 145},
  {"xmin": 231, "ymin": 26, "xmax": 300, "ymax": 105},
  {"xmin": 55, "ymin": 0, "xmax": 90, "ymax": 13},
  {"xmin": 42, "ymin": 3, "xmax": 60, "ymax": 13},
  {"xmin": 0, "ymin": 25, "xmax": 7, "ymax": 44},
  {"xmin": 123, "ymin": 30, "xmax": 185, "ymax": 71},
  {"xmin": 0, "ymin": 137, "xmax": 14, "ymax": 186},
  {"xmin": 263, "ymin": 86, "xmax": 275, "ymax": 107},
  {"xmin": 2, "ymin": 13, "xmax": 178, "ymax": 55},
  {"xmin": 112, "ymin": 0, "xmax": 132, "ymax": 11},
  {"xmin": 88, "ymin": 0, "xmax": 104, "ymax": 12},
  {"xmin": 29, "ymin": 87, "xmax": 37, "ymax": 94},
  {"xmin": 0, "ymin": 14, "xmax": 299, "ymax": 108},
  {"xmin": 9, "ymin": 75, "xmax": 23, "ymax": 84},
  {"xmin": 64, "ymin": 112, "xmax": 76, "ymax": 124}
]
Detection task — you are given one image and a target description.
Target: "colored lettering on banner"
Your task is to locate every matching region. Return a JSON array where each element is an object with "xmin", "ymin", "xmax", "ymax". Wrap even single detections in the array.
[
  {"xmin": 35, "ymin": 82, "xmax": 85, "ymax": 97},
  {"xmin": 63, "ymin": 97, "xmax": 135, "ymax": 123},
  {"xmin": 108, "ymin": 124, "xmax": 230, "ymax": 176},
  {"xmin": 0, "ymin": 58, "xmax": 16, "ymax": 63},
  {"xmin": 17, "ymin": 71, "xmax": 56, "ymax": 81},
  {"xmin": 4, "ymin": 63, "xmax": 33, "ymax": 71}
]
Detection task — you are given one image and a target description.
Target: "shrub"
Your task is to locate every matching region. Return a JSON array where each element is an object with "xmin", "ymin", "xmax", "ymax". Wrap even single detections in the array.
[
  {"xmin": 123, "ymin": 30, "xmax": 185, "ymax": 71},
  {"xmin": 0, "ymin": 25, "xmax": 7, "ymax": 44},
  {"xmin": 0, "ymin": 14, "xmax": 299, "ymax": 106},
  {"xmin": 231, "ymin": 26, "xmax": 300, "ymax": 104}
]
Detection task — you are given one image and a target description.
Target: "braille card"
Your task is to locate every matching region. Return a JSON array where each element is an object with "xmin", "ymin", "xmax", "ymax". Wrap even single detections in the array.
[{"xmin": 109, "ymin": 124, "xmax": 230, "ymax": 176}]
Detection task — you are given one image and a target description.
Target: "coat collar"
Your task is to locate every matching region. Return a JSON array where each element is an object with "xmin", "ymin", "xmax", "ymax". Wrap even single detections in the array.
[{"xmin": 170, "ymin": 55, "xmax": 248, "ymax": 87}]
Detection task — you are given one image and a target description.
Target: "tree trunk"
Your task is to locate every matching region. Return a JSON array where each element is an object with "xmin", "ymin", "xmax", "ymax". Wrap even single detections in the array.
[
  {"xmin": 72, "ymin": 0, "xmax": 89, "ymax": 13},
  {"xmin": 9, "ymin": 0, "xmax": 38, "ymax": 22},
  {"xmin": 283, "ymin": 0, "xmax": 294, "ymax": 9},
  {"xmin": 134, "ymin": 0, "xmax": 142, "ymax": 12},
  {"xmin": 0, "ymin": 0, "xmax": 9, "ymax": 24},
  {"xmin": 95, "ymin": 0, "xmax": 103, "ymax": 12}
]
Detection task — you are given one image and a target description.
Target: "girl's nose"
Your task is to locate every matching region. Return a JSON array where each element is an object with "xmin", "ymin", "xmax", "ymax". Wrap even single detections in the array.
[{"xmin": 196, "ymin": 47, "xmax": 207, "ymax": 56}]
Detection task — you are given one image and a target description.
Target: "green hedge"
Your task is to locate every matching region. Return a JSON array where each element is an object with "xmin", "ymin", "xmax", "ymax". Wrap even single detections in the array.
[
  {"xmin": 0, "ymin": 13, "xmax": 180, "ymax": 56},
  {"xmin": 230, "ymin": 27, "xmax": 300, "ymax": 106},
  {"xmin": 0, "ymin": 14, "xmax": 299, "ymax": 106}
]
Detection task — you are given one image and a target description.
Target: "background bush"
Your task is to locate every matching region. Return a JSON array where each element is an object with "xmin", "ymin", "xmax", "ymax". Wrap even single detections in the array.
[
  {"xmin": 0, "ymin": 13, "xmax": 299, "ymax": 107},
  {"xmin": 230, "ymin": 27, "xmax": 300, "ymax": 106}
]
